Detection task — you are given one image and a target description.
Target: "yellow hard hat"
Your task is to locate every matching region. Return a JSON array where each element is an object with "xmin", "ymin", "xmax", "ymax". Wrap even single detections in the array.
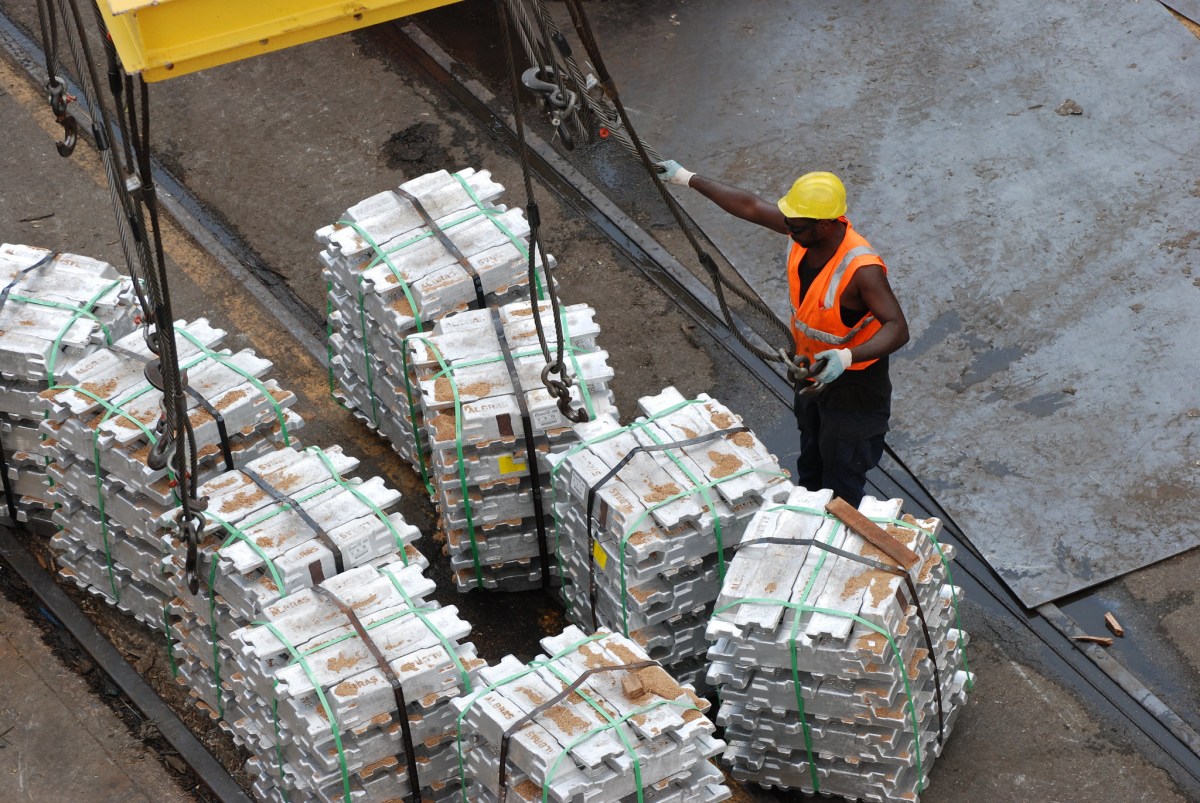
[{"xmin": 777, "ymin": 172, "xmax": 847, "ymax": 219}]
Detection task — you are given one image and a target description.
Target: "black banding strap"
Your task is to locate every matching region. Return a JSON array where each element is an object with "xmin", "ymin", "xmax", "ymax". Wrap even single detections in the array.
[
  {"xmin": 240, "ymin": 466, "xmax": 345, "ymax": 576},
  {"xmin": 309, "ymin": 584, "xmax": 421, "ymax": 803},
  {"xmin": 583, "ymin": 426, "xmax": 749, "ymax": 630},
  {"xmin": 740, "ymin": 534, "xmax": 945, "ymax": 745},
  {"xmin": 0, "ymin": 252, "xmax": 55, "ymax": 311},
  {"xmin": 496, "ymin": 660, "xmax": 657, "ymax": 803},
  {"xmin": 182, "ymin": 386, "xmax": 235, "ymax": 472},
  {"xmin": 108, "ymin": 344, "xmax": 235, "ymax": 472},
  {"xmin": 489, "ymin": 309, "xmax": 553, "ymax": 588},
  {"xmin": 0, "ymin": 424, "xmax": 18, "ymax": 522},
  {"xmin": 394, "ymin": 186, "xmax": 487, "ymax": 309}
]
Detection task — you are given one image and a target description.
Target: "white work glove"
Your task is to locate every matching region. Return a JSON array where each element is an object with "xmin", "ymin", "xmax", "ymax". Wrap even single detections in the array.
[
  {"xmin": 813, "ymin": 348, "xmax": 853, "ymax": 383},
  {"xmin": 655, "ymin": 159, "xmax": 695, "ymax": 186}
]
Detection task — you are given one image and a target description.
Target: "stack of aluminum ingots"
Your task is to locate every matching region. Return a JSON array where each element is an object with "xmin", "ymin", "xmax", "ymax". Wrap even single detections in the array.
[
  {"xmin": 546, "ymin": 386, "xmax": 789, "ymax": 689},
  {"xmin": 319, "ymin": 167, "xmax": 550, "ymax": 476},
  {"xmin": 451, "ymin": 624, "xmax": 730, "ymax": 803},
  {"xmin": 40, "ymin": 318, "xmax": 303, "ymax": 628},
  {"xmin": 162, "ymin": 443, "xmax": 426, "ymax": 725},
  {"xmin": 228, "ymin": 558, "xmax": 484, "ymax": 803},
  {"xmin": 0, "ymin": 243, "xmax": 139, "ymax": 524},
  {"xmin": 406, "ymin": 299, "xmax": 617, "ymax": 592},
  {"xmin": 706, "ymin": 485, "xmax": 974, "ymax": 802}
]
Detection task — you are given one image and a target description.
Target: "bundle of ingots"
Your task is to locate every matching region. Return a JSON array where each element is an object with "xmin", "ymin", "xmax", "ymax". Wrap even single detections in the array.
[{"xmin": 0, "ymin": 243, "xmax": 139, "ymax": 525}]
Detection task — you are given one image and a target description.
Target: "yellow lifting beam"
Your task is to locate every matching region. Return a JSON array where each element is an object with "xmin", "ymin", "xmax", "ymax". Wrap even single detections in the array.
[{"xmin": 97, "ymin": 0, "xmax": 464, "ymax": 82}]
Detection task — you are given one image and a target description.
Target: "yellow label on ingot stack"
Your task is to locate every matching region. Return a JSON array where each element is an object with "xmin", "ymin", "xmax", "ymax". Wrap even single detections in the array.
[
  {"xmin": 498, "ymin": 454, "xmax": 527, "ymax": 475},
  {"xmin": 592, "ymin": 540, "xmax": 608, "ymax": 570}
]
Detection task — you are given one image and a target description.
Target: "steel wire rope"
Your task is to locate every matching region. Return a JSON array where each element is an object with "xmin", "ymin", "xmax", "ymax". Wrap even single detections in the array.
[
  {"xmin": 557, "ymin": 0, "xmax": 793, "ymax": 365},
  {"xmin": 44, "ymin": 0, "xmax": 206, "ymax": 589},
  {"xmin": 501, "ymin": 0, "xmax": 587, "ymax": 148},
  {"xmin": 505, "ymin": 0, "xmax": 655, "ymax": 162},
  {"xmin": 494, "ymin": 0, "xmax": 588, "ymax": 422}
]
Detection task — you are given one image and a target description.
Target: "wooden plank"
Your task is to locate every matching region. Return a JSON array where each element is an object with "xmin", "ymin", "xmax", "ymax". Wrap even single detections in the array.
[
  {"xmin": 1105, "ymin": 612, "xmax": 1125, "ymax": 637},
  {"xmin": 1073, "ymin": 635, "xmax": 1114, "ymax": 647},
  {"xmin": 825, "ymin": 497, "xmax": 920, "ymax": 570}
]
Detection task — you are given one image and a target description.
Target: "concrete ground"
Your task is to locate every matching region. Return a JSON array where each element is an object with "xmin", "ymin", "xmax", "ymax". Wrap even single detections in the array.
[
  {"xmin": 0, "ymin": 587, "xmax": 189, "ymax": 803},
  {"xmin": 0, "ymin": 3, "xmax": 1197, "ymax": 801}
]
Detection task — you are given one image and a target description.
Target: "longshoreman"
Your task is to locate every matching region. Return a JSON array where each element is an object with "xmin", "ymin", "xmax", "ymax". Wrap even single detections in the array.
[{"xmin": 657, "ymin": 163, "xmax": 909, "ymax": 506}]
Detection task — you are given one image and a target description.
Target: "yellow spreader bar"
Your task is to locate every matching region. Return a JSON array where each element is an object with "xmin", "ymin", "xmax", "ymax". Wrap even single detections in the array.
[{"xmin": 98, "ymin": 0, "xmax": 464, "ymax": 82}]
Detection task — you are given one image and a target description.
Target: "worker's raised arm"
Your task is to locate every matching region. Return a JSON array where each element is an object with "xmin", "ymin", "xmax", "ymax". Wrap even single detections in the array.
[{"xmin": 657, "ymin": 160, "xmax": 788, "ymax": 234}]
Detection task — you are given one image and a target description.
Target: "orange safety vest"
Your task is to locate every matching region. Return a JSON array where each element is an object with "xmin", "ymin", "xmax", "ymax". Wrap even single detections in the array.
[{"xmin": 786, "ymin": 218, "xmax": 886, "ymax": 370}]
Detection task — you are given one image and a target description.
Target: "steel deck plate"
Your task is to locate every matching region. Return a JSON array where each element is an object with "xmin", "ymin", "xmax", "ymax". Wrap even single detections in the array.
[{"xmin": 576, "ymin": 0, "xmax": 1200, "ymax": 606}]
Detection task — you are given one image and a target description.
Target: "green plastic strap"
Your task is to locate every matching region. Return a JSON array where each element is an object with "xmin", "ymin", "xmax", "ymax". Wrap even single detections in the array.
[
  {"xmin": 202, "ymin": 443, "xmax": 410, "ymax": 717},
  {"xmin": 712, "ymin": 504, "xmax": 939, "ymax": 793},
  {"xmin": 716, "ymin": 596, "xmax": 926, "ymax": 791},
  {"xmin": 761, "ymin": 506, "xmax": 973, "ymax": 688},
  {"xmin": 612, "ymin": 465, "xmax": 786, "ymax": 635},
  {"xmin": 548, "ymin": 398, "xmax": 709, "ymax": 608},
  {"xmin": 379, "ymin": 566, "xmax": 472, "ymax": 693},
  {"xmin": 176, "ymin": 328, "xmax": 292, "ymax": 445},
  {"xmin": 206, "ymin": 508, "xmax": 288, "ymax": 718},
  {"xmin": 398, "ymin": 343, "xmax": 434, "ymax": 496},
  {"xmin": 454, "ymin": 632, "xmax": 607, "ymax": 803},
  {"xmin": 306, "ymin": 446, "xmax": 409, "ymax": 564},
  {"xmin": 333, "ymin": 218, "xmax": 425, "ymax": 430},
  {"xmin": 627, "ymin": 418, "xmax": 724, "ymax": 575},
  {"xmin": 408, "ymin": 335, "xmax": 482, "ymax": 586},
  {"xmin": 256, "ymin": 620, "xmax": 352, "ymax": 803},
  {"xmin": 270, "ymin": 686, "xmax": 291, "ymax": 803},
  {"xmin": 449, "ymin": 171, "xmax": 542, "ymax": 301},
  {"xmin": 67, "ymin": 382, "xmax": 164, "ymax": 603},
  {"xmin": 12, "ymin": 278, "xmax": 121, "ymax": 384}
]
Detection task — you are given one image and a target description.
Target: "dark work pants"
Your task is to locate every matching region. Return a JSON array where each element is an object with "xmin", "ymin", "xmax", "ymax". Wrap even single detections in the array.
[{"xmin": 793, "ymin": 359, "xmax": 891, "ymax": 507}]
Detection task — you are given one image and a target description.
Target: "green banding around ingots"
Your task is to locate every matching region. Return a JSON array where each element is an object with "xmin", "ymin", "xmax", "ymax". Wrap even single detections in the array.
[
  {"xmin": 712, "ymin": 503, "xmax": 966, "ymax": 793},
  {"xmin": 202, "ymin": 445, "xmax": 413, "ymax": 717},
  {"xmin": 257, "ymin": 584, "xmax": 465, "ymax": 803},
  {"xmin": 452, "ymin": 629, "xmax": 700, "ymax": 803},
  {"xmin": 408, "ymin": 306, "xmax": 597, "ymax": 589},
  {"xmin": 546, "ymin": 397, "xmax": 786, "ymax": 631},
  {"xmin": 332, "ymin": 169, "xmax": 545, "ymax": 459},
  {"xmin": 58, "ymin": 330, "xmax": 292, "ymax": 604},
  {"xmin": 11, "ymin": 277, "xmax": 122, "ymax": 385}
]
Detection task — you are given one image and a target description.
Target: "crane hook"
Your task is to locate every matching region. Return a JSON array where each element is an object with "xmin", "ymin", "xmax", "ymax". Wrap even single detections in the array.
[{"xmin": 45, "ymin": 76, "xmax": 77, "ymax": 157}]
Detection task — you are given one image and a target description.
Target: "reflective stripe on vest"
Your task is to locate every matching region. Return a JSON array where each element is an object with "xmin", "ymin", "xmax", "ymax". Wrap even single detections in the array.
[{"xmin": 786, "ymin": 219, "xmax": 886, "ymax": 369}]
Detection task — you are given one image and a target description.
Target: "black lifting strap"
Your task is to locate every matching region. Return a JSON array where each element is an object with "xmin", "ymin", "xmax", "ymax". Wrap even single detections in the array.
[
  {"xmin": 741, "ymin": 535, "xmax": 946, "ymax": 746},
  {"xmin": 394, "ymin": 186, "xmax": 487, "ymax": 310},
  {"xmin": 107, "ymin": 344, "xmax": 236, "ymax": 473},
  {"xmin": 240, "ymin": 467, "xmax": 345, "ymax": 579},
  {"xmin": 0, "ymin": 252, "xmax": 56, "ymax": 522},
  {"xmin": 489, "ymin": 309, "xmax": 554, "ymax": 588},
  {"xmin": 583, "ymin": 425, "xmax": 749, "ymax": 630},
  {"xmin": 309, "ymin": 584, "xmax": 422, "ymax": 803},
  {"xmin": 496, "ymin": 659, "xmax": 657, "ymax": 803}
]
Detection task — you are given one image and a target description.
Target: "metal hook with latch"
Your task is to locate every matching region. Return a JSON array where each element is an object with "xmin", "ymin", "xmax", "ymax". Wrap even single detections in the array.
[
  {"xmin": 45, "ymin": 76, "xmax": 77, "ymax": 157},
  {"xmin": 521, "ymin": 65, "xmax": 579, "ymax": 149}
]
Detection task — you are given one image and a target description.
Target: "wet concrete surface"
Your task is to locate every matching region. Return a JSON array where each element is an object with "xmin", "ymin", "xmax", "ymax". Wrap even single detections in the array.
[{"xmin": 1, "ymin": 2, "xmax": 1199, "ymax": 801}]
